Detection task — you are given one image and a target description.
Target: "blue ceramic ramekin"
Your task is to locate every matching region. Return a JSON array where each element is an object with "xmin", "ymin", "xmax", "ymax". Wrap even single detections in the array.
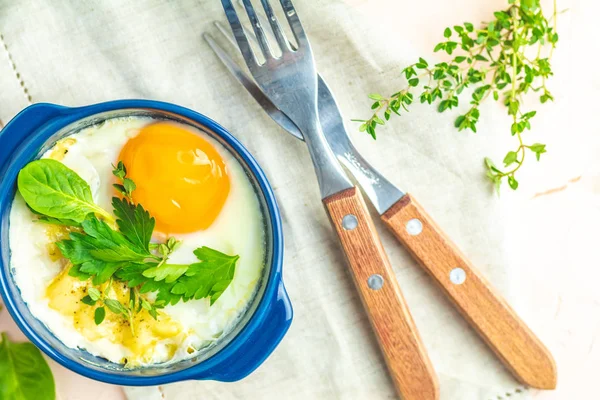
[{"xmin": 0, "ymin": 100, "xmax": 292, "ymax": 385}]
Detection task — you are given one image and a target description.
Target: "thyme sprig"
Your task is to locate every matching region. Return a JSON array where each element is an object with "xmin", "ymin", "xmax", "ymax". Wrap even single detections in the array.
[{"xmin": 355, "ymin": 0, "xmax": 559, "ymax": 191}]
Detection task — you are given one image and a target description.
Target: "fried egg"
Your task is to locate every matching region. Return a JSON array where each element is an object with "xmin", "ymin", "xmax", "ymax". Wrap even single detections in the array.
[{"xmin": 9, "ymin": 117, "xmax": 266, "ymax": 365}]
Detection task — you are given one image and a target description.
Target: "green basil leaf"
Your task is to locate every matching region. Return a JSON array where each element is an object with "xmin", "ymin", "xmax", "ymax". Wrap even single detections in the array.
[
  {"xmin": 17, "ymin": 159, "xmax": 111, "ymax": 223},
  {"xmin": 36, "ymin": 216, "xmax": 81, "ymax": 228},
  {"xmin": 0, "ymin": 332, "xmax": 55, "ymax": 400}
]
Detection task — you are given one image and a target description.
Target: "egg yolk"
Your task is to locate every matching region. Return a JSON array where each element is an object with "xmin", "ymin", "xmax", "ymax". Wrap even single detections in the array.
[{"xmin": 118, "ymin": 122, "xmax": 230, "ymax": 234}]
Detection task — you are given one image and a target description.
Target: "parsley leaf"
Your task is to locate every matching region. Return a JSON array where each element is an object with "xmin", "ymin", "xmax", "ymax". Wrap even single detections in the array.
[
  {"xmin": 172, "ymin": 247, "xmax": 239, "ymax": 305},
  {"xmin": 115, "ymin": 263, "xmax": 182, "ymax": 306},
  {"xmin": 112, "ymin": 197, "xmax": 155, "ymax": 252},
  {"xmin": 143, "ymin": 263, "xmax": 188, "ymax": 283},
  {"xmin": 116, "ymin": 247, "xmax": 238, "ymax": 306},
  {"xmin": 57, "ymin": 215, "xmax": 153, "ymax": 284}
]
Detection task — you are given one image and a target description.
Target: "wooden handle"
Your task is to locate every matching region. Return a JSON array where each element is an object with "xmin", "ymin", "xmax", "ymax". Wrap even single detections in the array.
[
  {"xmin": 382, "ymin": 194, "xmax": 557, "ymax": 390},
  {"xmin": 324, "ymin": 187, "xmax": 439, "ymax": 400}
]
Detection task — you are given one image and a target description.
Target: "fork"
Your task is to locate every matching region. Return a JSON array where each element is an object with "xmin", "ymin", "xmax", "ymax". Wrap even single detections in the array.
[
  {"xmin": 220, "ymin": 1, "xmax": 438, "ymax": 399},
  {"xmin": 206, "ymin": 21, "xmax": 404, "ymax": 213}
]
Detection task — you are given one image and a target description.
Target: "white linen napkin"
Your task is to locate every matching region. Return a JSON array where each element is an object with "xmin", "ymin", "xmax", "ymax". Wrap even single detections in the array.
[{"xmin": 1, "ymin": 0, "xmax": 597, "ymax": 399}]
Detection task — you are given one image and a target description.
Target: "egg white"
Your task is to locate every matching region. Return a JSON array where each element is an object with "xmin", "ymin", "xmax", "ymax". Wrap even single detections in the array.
[{"xmin": 9, "ymin": 116, "xmax": 266, "ymax": 365}]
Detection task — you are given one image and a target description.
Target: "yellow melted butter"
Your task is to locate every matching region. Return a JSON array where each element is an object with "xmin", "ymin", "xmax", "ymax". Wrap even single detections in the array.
[
  {"xmin": 48, "ymin": 137, "xmax": 76, "ymax": 161},
  {"xmin": 46, "ymin": 265, "xmax": 189, "ymax": 366}
]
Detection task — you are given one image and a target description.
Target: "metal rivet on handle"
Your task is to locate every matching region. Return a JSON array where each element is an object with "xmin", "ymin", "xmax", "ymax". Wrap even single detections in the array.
[
  {"xmin": 368, "ymin": 274, "xmax": 384, "ymax": 290},
  {"xmin": 342, "ymin": 214, "xmax": 358, "ymax": 230},
  {"xmin": 450, "ymin": 268, "xmax": 467, "ymax": 285},
  {"xmin": 406, "ymin": 218, "xmax": 423, "ymax": 236}
]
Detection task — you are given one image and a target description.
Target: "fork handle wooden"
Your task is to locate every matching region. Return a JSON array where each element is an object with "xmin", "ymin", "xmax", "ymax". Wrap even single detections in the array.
[
  {"xmin": 382, "ymin": 194, "xmax": 557, "ymax": 390},
  {"xmin": 324, "ymin": 187, "xmax": 439, "ymax": 400}
]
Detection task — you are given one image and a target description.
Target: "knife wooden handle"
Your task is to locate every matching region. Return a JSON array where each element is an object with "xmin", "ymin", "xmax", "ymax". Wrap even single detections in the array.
[
  {"xmin": 324, "ymin": 187, "xmax": 439, "ymax": 400},
  {"xmin": 381, "ymin": 194, "xmax": 557, "ymax": 390}
]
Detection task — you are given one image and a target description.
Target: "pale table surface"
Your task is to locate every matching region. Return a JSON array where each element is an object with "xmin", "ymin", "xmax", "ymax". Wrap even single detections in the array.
[{"xmin": 1, "ymin": 0, "xmax": 599, "ymax": 399}]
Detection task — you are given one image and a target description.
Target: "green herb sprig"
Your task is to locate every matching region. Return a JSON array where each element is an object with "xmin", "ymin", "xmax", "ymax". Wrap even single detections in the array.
[
  {"xmin": 17, "ymin": 159, "xmax": 240, "ymax": 330},
  {"xmin": 355, "ymin": 0, "xmax": 559, "ymax": 191}
]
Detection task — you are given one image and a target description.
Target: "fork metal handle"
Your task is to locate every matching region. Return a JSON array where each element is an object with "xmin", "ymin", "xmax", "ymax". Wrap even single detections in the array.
[
  {"xmin": 290, "ymin": 94, "xmax": 354, "ymax": 198},
  {"xmin": 324, "ymin": 187, "xmax": 439, "ymax": 400}
]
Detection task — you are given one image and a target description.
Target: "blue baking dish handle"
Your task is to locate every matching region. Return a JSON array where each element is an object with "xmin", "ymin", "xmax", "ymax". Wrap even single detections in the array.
[
  {"xmin": 194, "ymin": 280, "xmax": 293, "ymax": 382},
  {"xmin": 0, "ymin": 103, "xmax": 69, "ymax": 167}
]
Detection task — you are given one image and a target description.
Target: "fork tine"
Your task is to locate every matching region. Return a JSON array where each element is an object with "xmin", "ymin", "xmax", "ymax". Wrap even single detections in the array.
[
  {"xmin": 205, "ymin": 29, "xmax": 306, "ymax": 141},
  {"xmin": 279, "ymin": 0, "xmax": 306, "ymax": 46},
  {"xmin": 256, "ymin": 9, "xmax": 296, "ymax": 51},
  {"xmin": 241, "ymin": 0, "xmax": 274, "ymax": 60},
  {"xmin": 259, "ymin": 0, "xmax": 290, "ymax": 52},
  {"xmin": 221, "ymin": 0, "xmax": 258, "ymax": 67},
  {"xmin": 215, "ymin": 20, "xmax": 261, "ymax": 55}
]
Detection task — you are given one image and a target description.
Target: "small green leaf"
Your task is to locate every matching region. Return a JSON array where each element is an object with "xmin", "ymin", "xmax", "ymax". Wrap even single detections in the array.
[
  {"xmin": 368, "ymin": 93, "xmax": 383, "ymax": 100},
  {"xmin": 508, "ymin": 175, "xmax": 519, "ymax": 190},
  {"xmin": 81, "ymin": 295, "xmax": 96, "ymax": 306},
  {"xmin": 112, "ymin": 184, "xmax": 127, "ymax": 197},
  {"xmin": 159, "ymin": 243, "xmax": 169, "ymax": 256},
  {"xmin": 123, "ymin": 178, "xmax": 136, "ymax": 195},
  {"xmin": 143, "ymin": 263, "xmax": 189, "ymax": 283},
  {"xmin": 95, "ymin": 307, "xmax": 106, "ymax": 325},
  {"xmin": 438, "ymin": 100, "xmax": 449, "ymax": 112},
  {"xmin": 140, "ymin": 297, "xmax": 152, "ymax": 311},
  {"xmin": 444, "ymin": 27, "xmax": 452, "ymax": 38},
  {"xmin": 485, "ymin": 157, "xmax": 502, "ymax": 173},
  {"xmin": 503, "ymin": 151, "xmax": 519, "ymax": 166},
  {"xmin": 112, "ymin": 161, "xmax": 126, "ymax": 179},
  {"xmin": 529, "ymin": 143, "xmax": 547, "ymax": 160},
  {"xmin": 404, "ymin": 67, "xmax": 417, "ymax": 79},
  {"xmin": 408, "ymin": 78, "xmax": 419, "ymax": 87},
  {"xmin": 508, "ymin": 100, "xmax": 519, "ymax": 115},
  {"xmin": 104, "ymin": 299, "xmax": 128, "ymax": 316},
  {"xmin": 445, "ymin": 41, "xmax": 458, "ymax": 54},
  {"xmin": 511, "ymin": 123, "xmax": 519, "ymax": 135},
  {"xmin": 88, "ymin": 287, "xmax": 102, "ymax": 301}
]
